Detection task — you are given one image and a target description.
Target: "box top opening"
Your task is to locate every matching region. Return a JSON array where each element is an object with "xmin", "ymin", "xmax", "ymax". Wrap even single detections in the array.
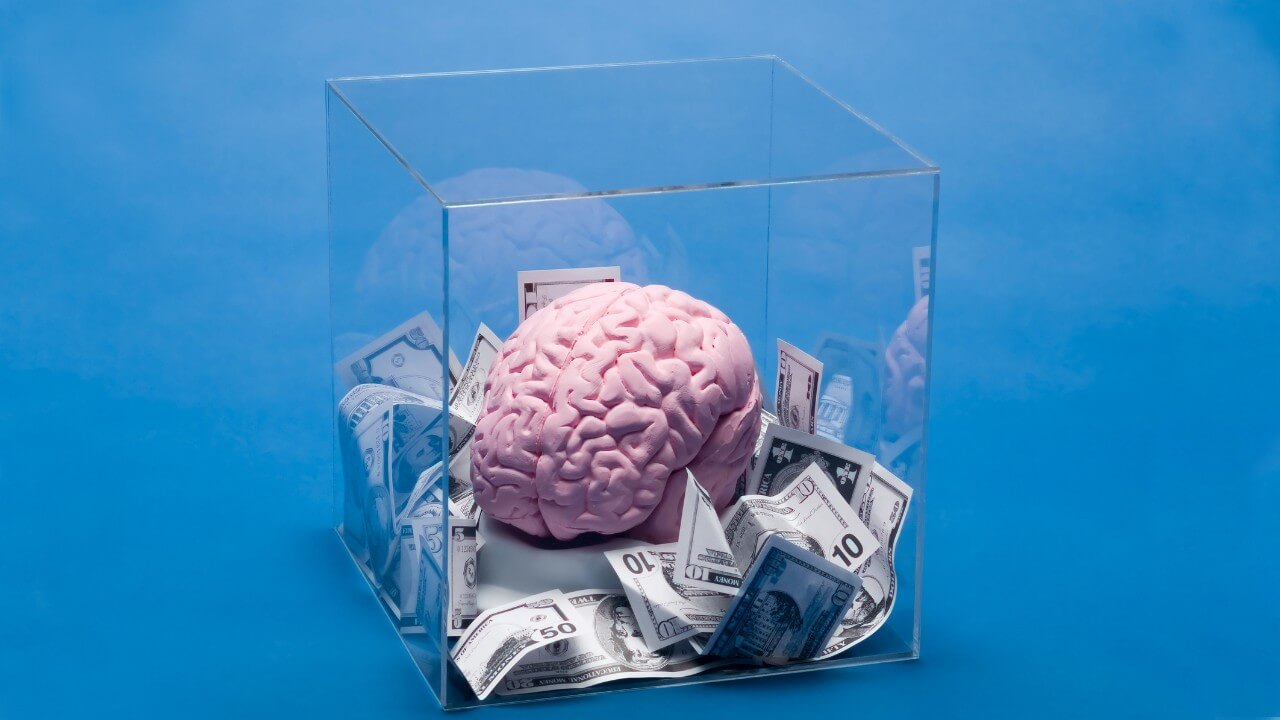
[{"xmin": 328, "ymin": 56, "xmax": 936, "ymax": 207}]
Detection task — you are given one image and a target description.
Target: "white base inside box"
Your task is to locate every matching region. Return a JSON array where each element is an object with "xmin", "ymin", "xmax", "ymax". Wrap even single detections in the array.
[{"xmin": 475, "ymin": 514, "xmax": 639, "ymax": 610}]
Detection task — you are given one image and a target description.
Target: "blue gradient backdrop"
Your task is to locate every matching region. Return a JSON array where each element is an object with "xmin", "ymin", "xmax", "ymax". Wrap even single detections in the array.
[{"xmin": 2, "ymin": 2, "xmax": 1278, "ymax": 717}]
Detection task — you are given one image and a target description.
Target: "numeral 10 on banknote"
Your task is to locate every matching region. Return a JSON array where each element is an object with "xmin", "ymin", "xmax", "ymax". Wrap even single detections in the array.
[
  {"xmin": 830, "ymin": 533, "xmax": 868, "ymax": 569},
  {"xmin": 618, "ymin": 551, "xmax": 657, "ymax": 575}
]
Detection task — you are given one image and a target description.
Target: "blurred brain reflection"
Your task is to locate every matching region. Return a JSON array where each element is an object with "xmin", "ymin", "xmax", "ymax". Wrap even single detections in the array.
[
  {"xmin": 356, "ymin": 168, "xmax": 654, "ymax": 337},
  {"xmin": 882, "ymin": 295, "xmax": 928, "ymax": 475}
]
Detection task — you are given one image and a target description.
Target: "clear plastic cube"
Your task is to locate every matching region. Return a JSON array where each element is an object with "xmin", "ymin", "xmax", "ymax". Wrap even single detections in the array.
[{"xmin": 327, "ymin": 56, "xmax": 938, "ymax": 708}]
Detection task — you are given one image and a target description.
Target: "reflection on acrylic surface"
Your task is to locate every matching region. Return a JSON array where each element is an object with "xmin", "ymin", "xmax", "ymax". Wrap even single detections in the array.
[
  {"xmin": 356, "ymin": 168, "xmax": 655, "ymax": 339},
  {"xmin": 337, "ymin": 384, "xmax": 450, "ymax": 631},
  {"xmin": 813, "ymin": 335, "xmax": 884, "ymax": 451},
  {"xmin": 810, "ymin": 294, "xmax": 929, "ymax": 486},
  {"xmin": 761, "ymin": 170, "xmax": 933, "ymax": 489},
  {"xmin": 881, "ymin": 295, "xmax": 928, "ymax": 481}
]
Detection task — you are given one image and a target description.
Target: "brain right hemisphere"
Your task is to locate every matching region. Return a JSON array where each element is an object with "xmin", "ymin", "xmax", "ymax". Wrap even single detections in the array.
[{"xmin": 470, "ymin": 282, "xmax": 762, "ymax": 543}]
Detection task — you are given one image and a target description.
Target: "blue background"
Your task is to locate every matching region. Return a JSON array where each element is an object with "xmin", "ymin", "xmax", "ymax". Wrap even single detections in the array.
[{"xmin": 3, "ymin": 2, "xmax": 1278, "ymax": 717}]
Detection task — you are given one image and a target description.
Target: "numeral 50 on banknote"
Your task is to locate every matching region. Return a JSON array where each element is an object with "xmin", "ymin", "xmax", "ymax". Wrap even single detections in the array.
[{"xmin": 537, "ymin": 621, "xmax": 579, "ymax": 639}]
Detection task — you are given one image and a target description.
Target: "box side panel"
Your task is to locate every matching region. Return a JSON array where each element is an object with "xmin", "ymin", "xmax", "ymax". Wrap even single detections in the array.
[
  {"xmin": 327, "ymin": 85, "xmax": 452, "ymax": 704},
  {"xmin": 766, "ymin": 172, "xmax": 936, "ymax": 657},
  {"xmin": 333, "ymin": 58, "xmax": 776, "ymax": 203},
  {"xmin": 914, "ymin": 172, "xmax": 941, "ymax": 654}
]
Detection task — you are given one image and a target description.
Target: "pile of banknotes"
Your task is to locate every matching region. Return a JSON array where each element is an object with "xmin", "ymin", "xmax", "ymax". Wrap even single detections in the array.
[
  {"xmin": 335, "ymin": 266, "xmax": 623, "ymax": 638},
  {"xmin": 451, "ymin": 433, "xmax": 913, "ymax": 699},
  {"xmin": 335, "ymin": 322, "xmax": 498, "ymax": 637},
  {"xmin": 333, "ymin": 266, "xmax": 914, "ymax": 700}
]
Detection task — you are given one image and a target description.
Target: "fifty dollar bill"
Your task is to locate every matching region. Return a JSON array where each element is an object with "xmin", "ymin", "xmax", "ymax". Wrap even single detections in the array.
[
  {"xmin": 450, "ymin": 590, "xmax": 583, "ymax": 700},
  {"xmin": 496, "ymin": 590, "xmax": 726, "ymax": 696}
]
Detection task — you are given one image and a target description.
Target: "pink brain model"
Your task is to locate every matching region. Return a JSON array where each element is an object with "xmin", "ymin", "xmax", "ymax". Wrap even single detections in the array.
[{"xmin": 470, "ymin": 282, "xmax": 762, "ymax": 543}]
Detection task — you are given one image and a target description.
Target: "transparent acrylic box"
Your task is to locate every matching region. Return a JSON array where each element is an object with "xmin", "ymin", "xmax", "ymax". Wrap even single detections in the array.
[{"xmin": 327, "ymin": 56, "xmax": 938, "ymax": 709}]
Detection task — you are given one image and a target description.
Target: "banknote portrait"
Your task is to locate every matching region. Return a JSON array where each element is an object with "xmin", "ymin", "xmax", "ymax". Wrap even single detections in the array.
[
  {"xmin": 463, "ymin": 554, "xmax": 476, "ymax": 589},
  {"xmin": 480, "ymin": 630, "xmax": 537, "ymax": 689},
  {"xmin": 757, "ymin": 439, "xmax": 862, "ymax": 500},
  {"xmin": 761, "ymin": 444, "xmax": 832, "ymax": 495},
  {"xmin": 749, "ymin": 424, "xmax": 875, "ymax": 502},
  {"xmin": 848, "ymin": 578, "xmax": 886, "ymax": 631},
  {"xmin": 391, "ymin": 414, "xmax": 445, "ymax": 489},
  {"xmin": 464, "ymin": 377, "xmax": 483, "ymax": 408},
  {"xmin": 594, "ymin": 597, "xmax": 669, "ymax": 671}
]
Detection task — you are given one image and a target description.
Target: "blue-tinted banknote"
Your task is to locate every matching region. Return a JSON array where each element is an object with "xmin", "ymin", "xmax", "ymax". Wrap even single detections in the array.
[{"xmin": 704, "ymin": 533, "xmax": 860, "ymax": 660}]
